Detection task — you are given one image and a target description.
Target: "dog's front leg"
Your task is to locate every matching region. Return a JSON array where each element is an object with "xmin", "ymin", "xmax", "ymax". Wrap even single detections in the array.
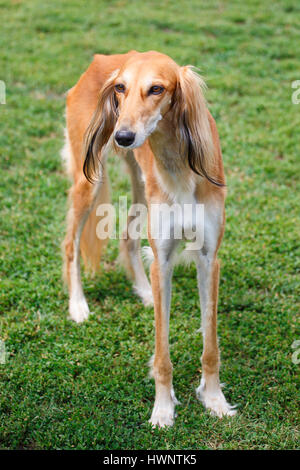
[
  {"xmin": 195, "ymin": 254, "xmax": 237, "ymax": 417},
  {"xmin": 148, "ymin": 240, "xmax": 178, "ymax": 427}
]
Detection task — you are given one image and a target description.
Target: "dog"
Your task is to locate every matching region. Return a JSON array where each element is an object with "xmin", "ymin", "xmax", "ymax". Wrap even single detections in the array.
[{"xmin": 62, "ymin": 50, "xmax": 236, "ymax": 427}]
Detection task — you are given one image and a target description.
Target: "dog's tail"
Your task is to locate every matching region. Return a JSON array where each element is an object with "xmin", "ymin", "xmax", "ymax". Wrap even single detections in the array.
[{"xmin": 80, "ymin": 165, "xmax": 111, "ymax": 274}]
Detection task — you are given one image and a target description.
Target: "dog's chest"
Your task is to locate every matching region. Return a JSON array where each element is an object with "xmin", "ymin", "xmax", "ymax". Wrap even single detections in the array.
[
  {"xmin": 151, "ymin": 175, "xmax": 204, "ymax": 243},
  {"xmin": 170, "ymin": 188, "xmax": 202, "ymax": 241}
]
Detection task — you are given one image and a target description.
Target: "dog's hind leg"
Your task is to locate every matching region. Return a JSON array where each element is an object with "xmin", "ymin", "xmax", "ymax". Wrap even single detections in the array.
[
  {"xmin": 119, "ymin": 150, "xmax": 153, "ymax": 306},
  {"xmin": 63, "ymin": 178, "xmax": 97, "ymax": 323},
  {"xmin": 63, "ymin": 167, "xmax": 110, "ymax": 323}
]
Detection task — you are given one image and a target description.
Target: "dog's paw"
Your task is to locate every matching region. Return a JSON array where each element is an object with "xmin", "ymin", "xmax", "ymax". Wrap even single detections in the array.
[
  {"xmin": 149, "ymin": 404, "xmax": 175, "ymax": 428},
  {"xmin": 69, "ymin": 297, "xmax": 90, "ymax": 323},
  {"xmin": 149, "ymin": 389, "xmax": 178, "ymax": 428},
  {"xmin": 141, "ymin": 289, "xmax": 154, "ymax": 307},
  {"xmin": 196, "ymin": 383, "xmax": 237, "ymax": 418},
  {"xmin": 134, "ymin": 286, "xmax": 154, "ymax": 307}
]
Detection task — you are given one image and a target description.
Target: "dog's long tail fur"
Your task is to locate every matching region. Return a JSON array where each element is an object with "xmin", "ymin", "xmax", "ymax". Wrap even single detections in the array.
[{"xmin": 80, "ymin": 168, "xmax": 110, "ymax": 274}]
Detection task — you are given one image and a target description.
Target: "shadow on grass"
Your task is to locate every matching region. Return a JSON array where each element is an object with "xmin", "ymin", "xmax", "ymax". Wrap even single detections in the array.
[{"xmin": 84, "ymin": 267, "xmax": 138, "ymax": 305}]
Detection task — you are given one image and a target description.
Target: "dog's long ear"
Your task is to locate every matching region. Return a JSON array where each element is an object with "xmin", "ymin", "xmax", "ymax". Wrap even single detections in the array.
[
  {"xmin": 83, "ymin": 71, "xmax": 119, "ymax": 183},
  {"xmin": 172, "ymin": 66, "xmax": 223, "ymax": 186}
]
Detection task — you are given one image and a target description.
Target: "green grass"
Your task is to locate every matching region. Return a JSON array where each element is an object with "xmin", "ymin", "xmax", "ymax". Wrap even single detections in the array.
[{"xmin": 0, "ymin": 0, "xmax": 299, "ymax": 450}]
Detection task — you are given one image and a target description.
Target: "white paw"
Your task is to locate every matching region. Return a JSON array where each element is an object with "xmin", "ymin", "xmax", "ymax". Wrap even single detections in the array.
[
  {"xmin": 134, "ymin": 285, "xmax": 154, "ymax": 307},
  {"xmin": 141, "ymin": 290, "xmax": 154, "ymax": 307},
  {"xmin": 69, "ymin": 296, "xmax": 90, "ymax": 323},
  {"xmin": 149, "ymin": 403, "xmax": 175, "ymax": 428},
  {"xmin": 196, "ymin": 383, "xmax": 237, "ymax": 418},
  {"xmin": 149, "ymin": 389, "xmax": 179, "ymax": 428}
]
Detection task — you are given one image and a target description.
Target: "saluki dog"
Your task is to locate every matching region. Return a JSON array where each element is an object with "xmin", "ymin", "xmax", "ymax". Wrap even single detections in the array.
[{"xmin": 62, "ymin": 50, "xmax": 236, "ymax": 427}]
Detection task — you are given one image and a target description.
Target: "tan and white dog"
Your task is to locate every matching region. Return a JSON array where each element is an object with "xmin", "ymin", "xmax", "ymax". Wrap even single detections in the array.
[{"xmin": 62, "ymin": 50, "xmax": 236, "ymax": 427}]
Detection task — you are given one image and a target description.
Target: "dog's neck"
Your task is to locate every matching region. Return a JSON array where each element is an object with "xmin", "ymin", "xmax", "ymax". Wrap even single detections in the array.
[
  {"xmin": 148, "ymin": 116, "xmax": 196, "ymax": 196},
  {"xmin": 149, "ymin": 115, "xmax": 184, "ymax": 172}
]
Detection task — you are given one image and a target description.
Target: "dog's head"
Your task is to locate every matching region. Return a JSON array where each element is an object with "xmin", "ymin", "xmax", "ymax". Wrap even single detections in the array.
[{"xmin": 84, "ymin": 51, "xmax": 221, "ymax": 186}]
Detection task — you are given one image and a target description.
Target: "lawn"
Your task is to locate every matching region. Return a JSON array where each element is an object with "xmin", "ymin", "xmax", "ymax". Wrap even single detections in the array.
[{"xmin": 0, "ymin": 0, "xmax": 299, "ymax": 450}]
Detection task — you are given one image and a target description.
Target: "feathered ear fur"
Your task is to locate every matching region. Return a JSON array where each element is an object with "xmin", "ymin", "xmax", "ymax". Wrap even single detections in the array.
[
  {"xmin": 83, "ymin": 71, "xmax": 119, "ymax": 183},
  {"xmin": 172, "ymin": 66, "xmax": 223, "ymax": 186}
]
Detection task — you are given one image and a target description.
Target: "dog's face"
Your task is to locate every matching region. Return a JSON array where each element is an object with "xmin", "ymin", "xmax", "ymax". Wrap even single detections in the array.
[
  {"xmin": 84, "ymin": 51, "xmax": 222, "ymax": 186},
  {"xmin": 112, "ymin": 52, "xmax": 178, "ymax": 149}
]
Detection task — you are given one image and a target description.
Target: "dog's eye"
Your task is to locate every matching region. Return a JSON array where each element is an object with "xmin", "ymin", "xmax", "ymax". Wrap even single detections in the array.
[
  {"xmin": 115, "ymin": 83, "xmax": 125, "ymax": 93},
  {"xmin": 149, "ymin": 85, "xmax": 164, "ymax": 95}
]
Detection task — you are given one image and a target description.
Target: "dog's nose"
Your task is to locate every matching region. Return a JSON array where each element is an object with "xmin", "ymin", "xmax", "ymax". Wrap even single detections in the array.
[{"xmin": 115, "ymin": 130, "xmax": 135, "ymax": 147}]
